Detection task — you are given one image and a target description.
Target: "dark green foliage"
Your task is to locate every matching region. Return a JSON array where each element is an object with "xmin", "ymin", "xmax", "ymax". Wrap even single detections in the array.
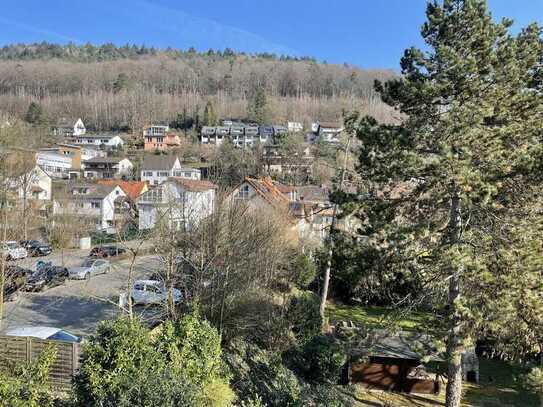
[
  {"xmin": 247, "ymin": 86, "xmax": 268, "ymax": 124},
  {"xmin": 202, "ymin": 100, "xmax": 218, "ymax": 127},
  {"xmin": 318, "ymin": 233, "xmax": 422, "ymax": 305},
  {"xmin": 112, "ymin": 72, "xmax": 129, "ymax": 93},
  {"xmin": 300, "ymin": 335, "xmax": 346, "ymax": 384},
  {"xmin": 291, "ymin": 253, "xmax": 317, "ymax": 289},
  {"xmin": 0, "ymin": 346, "xmax": 56, "ymax": 407},
  {"xmin": 224, "ymin": 339, "xmax": 302, "ymax": 406},
  {"xmin": 286, "ymin": 291, "xmax": 322, "ymax": 346},
  {"xmin": 25, "ymin": 101, "xmax": 47, "ymax": 125},
  {"xmin": 74, "ymin": 314, "xmax": 232, "ymax": 407}
]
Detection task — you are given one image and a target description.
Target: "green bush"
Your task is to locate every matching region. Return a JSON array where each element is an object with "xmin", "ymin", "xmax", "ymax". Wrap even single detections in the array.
[
  {"xmin": 74, "ymin": 313, "xmax": 233, "ymax": 407},
  {"xmin": 287, "ymin": 291, "xmax": 322, "ymax": 347},
  {"xmin": 224, "ymin": 339, "xmax": 302, "ymax": 406},
  {"xmin": 291, "ymin": 253, "xmax": 317, "ymax": 288},
  {"xmin": 0, "ymin": 346, "xmax": 56, "ymax": 407},
  {"xmin": 301, "ymin": 335, "xmax": 346, "ymax": 384}
]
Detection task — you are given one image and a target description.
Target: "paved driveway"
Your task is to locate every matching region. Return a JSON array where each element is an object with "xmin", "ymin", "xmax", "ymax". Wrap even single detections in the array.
[{"xmin": 1, "ymin": 253, "xmax": 164, "ymax": 338}]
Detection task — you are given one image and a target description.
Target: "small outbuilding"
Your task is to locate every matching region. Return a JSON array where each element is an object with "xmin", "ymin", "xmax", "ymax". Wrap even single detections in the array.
[{"xmin": 348, "ymin": 330, "xmax": 479, "ymax": 394}]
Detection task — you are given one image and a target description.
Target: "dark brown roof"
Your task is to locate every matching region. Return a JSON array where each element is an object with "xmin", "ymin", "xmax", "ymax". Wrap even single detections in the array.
[
  {"xmin": 170, "ymin": 177, "xmax": 217, "ymax": 192},
  {"xmin": 83, "ymin": 156, "xmax": 125, "ymax": 164}
]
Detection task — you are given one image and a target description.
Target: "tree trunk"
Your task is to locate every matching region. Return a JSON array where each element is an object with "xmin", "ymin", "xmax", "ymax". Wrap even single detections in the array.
[
  {"xmin": 319, "ymin": 132, "xmax": 353, "ymax": 323},
  {"xmin": 445, "ymin": 193, "xmax": 464, "ymax": 407}
]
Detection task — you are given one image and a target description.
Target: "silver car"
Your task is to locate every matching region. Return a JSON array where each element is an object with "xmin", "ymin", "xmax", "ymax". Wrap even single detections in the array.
[{"xmin": 68, "ymin": 258, "xmax": 110, "ymax": 280}]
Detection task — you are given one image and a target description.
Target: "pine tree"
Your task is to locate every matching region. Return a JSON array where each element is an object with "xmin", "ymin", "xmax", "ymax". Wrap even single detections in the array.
[
  {"xmin": 25, "ymin": 101, "xmax": 46, "ymax": 125},
  {"xmin": 247, "ymin": 86, "xmax": 269, "ymax": 124},
  {"xmin": 335, "ymin": 1, "xmax": 543, "ymax": 406},
  {"xmin": 202, "ymin": 100, "xmax": 218, "ymax": 127}
]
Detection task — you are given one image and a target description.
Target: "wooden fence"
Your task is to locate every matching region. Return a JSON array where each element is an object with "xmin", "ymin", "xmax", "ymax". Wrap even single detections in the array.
[{"xmin": 0, "ymin": 335, "xmax": 81, "ymax": 391}]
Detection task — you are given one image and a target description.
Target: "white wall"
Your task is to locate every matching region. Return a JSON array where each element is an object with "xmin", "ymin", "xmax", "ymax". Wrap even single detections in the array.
[{"xmin": 36, "ymin": 151, "xmax": 72, "ymax": 178}]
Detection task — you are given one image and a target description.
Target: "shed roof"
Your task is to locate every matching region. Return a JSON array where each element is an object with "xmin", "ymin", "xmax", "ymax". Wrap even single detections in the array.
[{"xmin": 351, "ymin": 330, "xmax": 443, "ymax": 362}]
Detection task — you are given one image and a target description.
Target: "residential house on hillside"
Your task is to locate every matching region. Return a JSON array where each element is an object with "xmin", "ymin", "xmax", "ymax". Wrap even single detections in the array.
[
  {"xmin": 52, "ymin": 181, "xmax": 127, "ymax": 232},
  {"xmin": 14, "ymin": 165, "xmax": 53, "ymax": 202},
  {"xmin": 36, "ymin": 149, "xmax": 78, "ymax": 179},
  {"xmin": 137, "ymin": 178, "xmax": 217, "ymax": 230},
  {"xmin": 141, "ymin": 155, "xmax": 201, "ymax": 186},
  {"xmin": 82, "ymin": 157, "xmax": 133, "ymax": 179},
  {"xmin": 97, "ymin": 180, "xmax": 148, "ymax": 201},
  {"xmin": 68, "ymin": 134, "xmax": 124, "ymax": 149},
  {"xmin": 288, "ymin": 122, "xmax": 304, "ymax": 133},
  {"xmin": 143, "ymin": 124, "xmax": 169, "ymax": 138},
  {"xmin": 52, "ymin": 118, "xmax": 86, "ymax": 137},
  {"xmin": 308, "ymin": 121, "xmax": 344, "ymax": 143},
  {"xmin": 144, "ymin": 132, "xmax": 181, "ymax": 151}
]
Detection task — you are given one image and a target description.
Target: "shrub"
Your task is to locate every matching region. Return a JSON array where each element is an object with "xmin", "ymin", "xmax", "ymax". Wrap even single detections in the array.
[
  {"xmin": 301, "ymin": 335, "xmax": 346, "ymax": 384},
  {"xmin": 224, "ymin": 339, "xmax": 302, "ymax": 406},
  {"xmin": 0, "ymin": 346, "xmax": 56, "ymax": 407},
  {"xmin": 74, "ymin": 314, "xmax": 233, "ymax": 407},
  {"xmin": 287, "ymin": 291, "xmax": 322, "ymax": 347},
  {"xmin": 292, "ymin": 253, "xmax": 317, "ymax": 288}
]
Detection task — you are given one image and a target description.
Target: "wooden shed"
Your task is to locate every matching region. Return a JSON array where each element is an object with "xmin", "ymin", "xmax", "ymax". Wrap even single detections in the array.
[{"xmin": 348, "ymin": 330, "xmax": 443, "ymax": 394}]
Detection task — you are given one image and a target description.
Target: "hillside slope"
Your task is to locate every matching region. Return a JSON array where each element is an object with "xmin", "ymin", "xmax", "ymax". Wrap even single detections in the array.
[{"xmin": 0, "ymin": 43, "xmax": 397, "ymax": 131}]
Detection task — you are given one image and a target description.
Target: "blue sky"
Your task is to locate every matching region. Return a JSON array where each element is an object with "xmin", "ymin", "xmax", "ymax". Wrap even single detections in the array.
[{"xmin": 0, "ymin": 0, "xmax": 541, "ymax": 69}]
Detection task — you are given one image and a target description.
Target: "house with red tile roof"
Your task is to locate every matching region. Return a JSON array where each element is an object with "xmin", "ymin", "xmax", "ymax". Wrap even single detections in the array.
[{"xmin": 97, "ymin": 180, "xmax": 149, "ymax": 200}]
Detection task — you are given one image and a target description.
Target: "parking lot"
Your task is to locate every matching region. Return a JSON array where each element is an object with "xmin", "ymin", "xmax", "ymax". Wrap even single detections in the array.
[{"xmin": 1, "ymin": 247, "xmax": 164, "ymax": 338}]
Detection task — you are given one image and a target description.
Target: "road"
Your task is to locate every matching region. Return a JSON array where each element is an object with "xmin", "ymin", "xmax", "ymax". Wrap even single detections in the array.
[{"xmin": 1, "ymin": 246, "xmax": 164, "ymax": 338}]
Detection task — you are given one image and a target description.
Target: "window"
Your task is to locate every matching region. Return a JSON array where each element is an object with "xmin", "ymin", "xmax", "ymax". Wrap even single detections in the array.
[
  {"xmin": 143, "ymin": 171, "xmax": 153, "ymax": 177},
  {"xmin": 91, "ymin": 201, "xmax": 101, "ymax": 209},
  {"xmin": 236, "ymin": 184, "xmax": 250, "ymax": 199},
  {"xmin": 184, "ymin": 172, "xmax": 192, "ymax": 178},
  {"xmin": 158, "ymin": 171, "xmax": 169, "ymax": 177}
]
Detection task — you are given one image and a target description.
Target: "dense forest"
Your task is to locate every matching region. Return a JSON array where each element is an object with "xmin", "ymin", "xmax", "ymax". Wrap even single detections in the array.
[{"xmin": 0, "ymin": 43, "xmax": 397, "ymax": 132}]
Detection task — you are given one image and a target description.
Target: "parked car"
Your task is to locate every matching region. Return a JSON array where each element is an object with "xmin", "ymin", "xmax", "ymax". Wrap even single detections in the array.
[
  {"xmin": 24, "ymin": 264, "xmax": 68, "ymax": 292},
  {"xmin": 1, "ymin": 241, "xmax": 28, "ymax": 261},
  {"xmin": 6, "ymin": 326, "xmax": 81, "ymax": 343},
  {"xmin": 20, "ymin": 240, "xmax": 52, "ymax": 257},
  {"xmin": 3, "ymin": 265, "xmax": 33, "ymax": 300},
  {"xmin": 131, "ymin": 280, "xmax": 182, "ymax": 305},
  {"xmin": 68, "ymin": 258, "xmax": 110, "ymax": 280},
  {"xmin": 89, "ymin": 245, "xmax": 126, "ymax": 258}
]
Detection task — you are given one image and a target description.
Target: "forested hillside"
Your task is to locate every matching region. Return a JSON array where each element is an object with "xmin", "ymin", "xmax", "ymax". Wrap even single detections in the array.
[{"xmin": 0, "ymin": 43, "xmax": 397, "ymax": 131}]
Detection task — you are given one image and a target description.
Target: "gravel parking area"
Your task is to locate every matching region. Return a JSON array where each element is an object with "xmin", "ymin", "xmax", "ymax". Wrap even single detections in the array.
[{"xmin": 1, "ymin": 251, "xmax": 163, "ymax": 338}]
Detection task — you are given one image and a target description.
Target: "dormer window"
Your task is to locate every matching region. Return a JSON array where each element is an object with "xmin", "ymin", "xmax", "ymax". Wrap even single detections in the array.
[{"xmin": 236, "ymin": 184, "xmax": 250, "ymax": 199}]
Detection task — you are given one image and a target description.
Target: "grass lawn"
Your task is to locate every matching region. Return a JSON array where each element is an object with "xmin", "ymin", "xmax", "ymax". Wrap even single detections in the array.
[
  {"xmin": 326, "ymin": 301, "xmax": 438, "ymax": 333},
  {"xmin": 327, "ymin": 302, "xmax": 539, "ymax": 406}
]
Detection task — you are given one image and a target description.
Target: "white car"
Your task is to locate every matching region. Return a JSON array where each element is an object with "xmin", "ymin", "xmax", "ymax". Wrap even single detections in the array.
[
  {"xmin": 1, "ymin": 241, "xmax": 28, "ymax": 261},
  {"xmin": 68, "ymin": 258, "xmax": 111, "ymax": 280},
  {"xmin": 131, "ymin": 280, "xmax": 182, "ymax": 305},
  {"xmin": 6, "ymin": 326, "xmax": 81, "ymax": 343}
]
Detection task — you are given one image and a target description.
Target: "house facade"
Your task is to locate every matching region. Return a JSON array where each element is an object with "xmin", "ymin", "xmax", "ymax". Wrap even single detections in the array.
[
  {"xmin": 52, "ymin": 118, "xmax": 86, "ymax": 137},
  {"xmin": 68, "ymin": 134, "xmax": 124, "ymax": 149},
  {"xmin": 52, "ymin": 182, "xmax": 127, "ymax": 231},
  {"xmin": 144, "ymin": 132, "xmax": 181, "ymax": 151},
  {"xmin": 137, "ymin": 178, "xmax": 217, "ymax": 230},
  {"xmin": 141, "ymin": 155, "xmax": 201, "ymax": 186},
  {"xmin": 309, "ymin": 121, "xmax": 343, "ymax": 143},
  {"xmin": 82, "ymin": 157, "xmax": 133, "ymax": 179},
  {"xmin": 36, "ymin": 150, "xmax": 77, "ymax": 179},
  {"xmin": 16, "ymin": 166, "xmax": 53, "ymax": 201}
]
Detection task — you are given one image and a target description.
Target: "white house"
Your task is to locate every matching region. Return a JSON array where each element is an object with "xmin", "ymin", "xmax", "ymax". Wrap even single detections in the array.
[
  {"xmin": 82, "ymin": 157, "xmax": 133, "ymax": 179},
  {"xmin": 287, "ymin": 122, "xmax": 304, "ymax": 133},
  {"xmin": 52, "ymin": 182, "xmax": 127, "ymax": 231},
  {"xmin": 53, "ymin": 118, "xmax": 86, "ymax": 137},
  {"xmin": 36, "ymin": 150, "xmax": 75, "ymax": 179},
  {"xmin": 137, "ymin": 178, "xmax": 217, "ymax": 230},
  {"xmin": 141, "ymin": 155, "xmax": 201, "ymax": 186},
  {"xmin": 15, "ymin": 166, "xmax": 53, "ymax": 201},
  {"xmin": 68, "ymin": 134, "xmax": 124, "ymax": 149},
  {"xmin": 310, "ymin": 122, "xmax": 343, "ymax": 143}
]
